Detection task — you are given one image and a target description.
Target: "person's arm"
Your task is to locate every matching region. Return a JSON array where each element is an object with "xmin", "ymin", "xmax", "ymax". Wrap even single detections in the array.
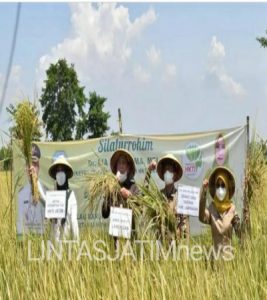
[
  {"xmin": 144, "ymin": 160, "xmax": 157, "ymax": 187},
  {"xmin": 217, "ymin": 205, "xmax": 236, "ymax": 234},
  {"xmin": 120, "ymin": 183, "xmax": 140, "ymax": 201},
  {"xmin": 70, "ymin": 192, "xmax": 79, "ymax": 241},
  {"xmin": 199, "ymin": 179, "xmax": 211, "ymax": 225},
  {"xmin": 219, "ymin": 204, "xmax": 236, "ymax": 229},
  {"xmin": 102, "ymin": 195, "xmax": 112, "ymax": 218},
  {"xmin": 130, "ymin": 183, "xmax": 140, "ymax": 197}
]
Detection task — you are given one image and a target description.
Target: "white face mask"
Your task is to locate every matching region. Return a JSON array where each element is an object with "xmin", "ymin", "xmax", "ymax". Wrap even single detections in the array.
[
  {"xmin": 216, "ymin": 187, "xmax": 227, "ymax": 201},
  {"xmin": 116, "ymin": 171, "xmax": 127, "ymax": 183},
  {"xmin": 56, "ymin": 171, "xmax": 66, "ymax": 186},
  {"xmin": 164, "ymin": 170, "xmax": 174, "ymax": 185}
]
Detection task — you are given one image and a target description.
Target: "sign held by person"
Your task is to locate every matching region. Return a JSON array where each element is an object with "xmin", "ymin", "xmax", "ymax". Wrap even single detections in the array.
[
  {"xmin": 177, "ymin": 185, "xmax": 200, "ymax": 217},
  {"xmin": 45, "ymin": 191, "xmax": 67, "ymax": 219},
  {"xmin": 109, "ymin": 207, "xmax": 132, "ymax": 239}
]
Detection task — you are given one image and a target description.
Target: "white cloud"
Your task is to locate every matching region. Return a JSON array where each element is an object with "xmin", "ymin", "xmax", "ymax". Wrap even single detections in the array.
[
  {"xmin": 219, "ymin": 74, "xmax": 245, "ymax": 97},
  {"xmin": 165, "ymin": 64, "xmax": 176, "ymax": 77},
  {"xmin": 128, "ymin": 7, "xmax": 157, "ymax": 38},
  {"xmin": 209, "ymin": 36, "xmax": 225, "ymax": 61},
  {"xmin": 32, "ymin": 3, "xmax": 181, "ymax": 137},
  {"xmin": 36, "ymin": 3, "xmax": 157, "ymax": 89},
  {"xmin": 162, "ymin": 63, "xmax": 177, "ymax": 82},
  {"xmin": 146, "ymin": 45, "xmax": 161, "ymax": 66},
  {"xmin": 206, "ymin": 36, "xmax": 245, "ymax": 98},
  {"xmin": 133, "ymin": 65, "xmax": 151, "ymax": 83}
]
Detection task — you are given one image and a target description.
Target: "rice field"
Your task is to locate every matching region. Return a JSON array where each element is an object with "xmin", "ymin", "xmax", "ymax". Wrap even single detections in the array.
[{"xmin": 0, "ymin": 147, "xmax": 267, "ymax": 299}]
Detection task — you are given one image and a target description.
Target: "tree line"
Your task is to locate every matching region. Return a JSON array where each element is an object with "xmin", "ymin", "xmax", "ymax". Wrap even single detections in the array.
[{"xmin": 0, "ymin": 58, "xmax": 113, "ymax": 170}]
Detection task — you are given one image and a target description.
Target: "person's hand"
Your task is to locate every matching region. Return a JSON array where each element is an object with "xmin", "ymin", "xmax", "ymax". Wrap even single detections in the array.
[
  {"xmin": 148, "ymin": 160, "xmax": 157, "ymax": 172},
  {"xmin": 229, "ymin": 204, "xmax": 236, "ymax": 214},
  {"xmin": 203, "ymin": 179, "xmax": 209, "ymax": 189},
  {"xmin": 28, "ymin": 165, "xmax": 36, "ymax": 177},
  {"xmin": 120, "ymin": 187, "xmax": 132, "ymax": 199}
]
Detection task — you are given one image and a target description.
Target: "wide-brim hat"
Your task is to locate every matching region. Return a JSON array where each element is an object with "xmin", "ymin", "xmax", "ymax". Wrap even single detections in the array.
[
  {"xmin": 110, "ymin": 149, "xmax": 136, "ymax": 178},
  {"xmin": 157, "ymin": 154, "xmax": 183, "ymax": 182},
  {"xmin": 209, "ymin": 166, "xmax": 235, "ymax": 199},
  {"xmin": 48, "ymin": 156, "xmax": 74, "ymax": 180}
]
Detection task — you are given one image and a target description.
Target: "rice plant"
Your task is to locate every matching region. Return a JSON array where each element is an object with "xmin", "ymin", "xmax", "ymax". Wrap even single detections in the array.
[
  {"xmin": 11, "ymin": 100, "xmax": 42, "ymax": 203},
  {"xmin": 0, "ymin": 132, "xmax": 267, "ymax": 299},
  {"xmin": 86, "ymin": 168, "xmax": 121, "ymax": 212},
  {"xmin": 132, "ymin": 180, "xmax": 177, "ymax": 243},
  {"xmin": 86, "ymin": 168, "xmax": 176, "ymax": 243}
]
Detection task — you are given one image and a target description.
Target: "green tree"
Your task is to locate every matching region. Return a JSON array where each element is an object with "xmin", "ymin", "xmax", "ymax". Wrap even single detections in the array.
[
  {"xmin": 6, "ymin": 100, "xmax": 42, "ymax": 141},
  {"xmin": 39, "ymin": 59, "xmax": 86, "ymax": 141},
  {"xmin": 110, "ymin": 130, "xmax": 120, "ymax": 136},
  {"xmin": 76, "ymin": 91, "xmax": 110, "ymax": 139},
  {"xmin": 257, "ymin": 31, "xmax": 267, "ymax": 47}
]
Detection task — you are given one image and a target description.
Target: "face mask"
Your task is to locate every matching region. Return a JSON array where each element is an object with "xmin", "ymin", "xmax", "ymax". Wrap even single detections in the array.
[
  {"xmin": 116, "ymin": 171, "xmax": 127, "ymax": 183},
  {"xmin": 216, "ymin": 187, "xmax": 226, "ymax": 201},
  {"xmin": 56, "ymin": 171, "xmax": 66, "ymax": 186},
  {"xmin": 164, "ymin": 171, "xmax": 174, "ymax": 185}
]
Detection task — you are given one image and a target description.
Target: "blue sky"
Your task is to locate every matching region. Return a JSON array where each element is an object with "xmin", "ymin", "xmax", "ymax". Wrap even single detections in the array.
[{"xmin": 1, "ymin": 2, "xmax": 267, "ymax": 145}]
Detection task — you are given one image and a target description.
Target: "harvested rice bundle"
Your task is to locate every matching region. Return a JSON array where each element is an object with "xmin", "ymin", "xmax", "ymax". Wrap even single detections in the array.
[
  {"xmin": 87, "ymin": 168, "xmax": 121, "ymax": 212},
  {"xmin": 13, "ymin": 100, "xmax": 41, "ymax": 203},
  {"xmin": 87, "ymin": 167, "xmax": 176, "ymax": 241},
  {"xmin": 87, "ymin": 167, "xmax": 141, "ymax": 219},
  {"xmin": 134, "ymin": 180, "xmax": 177, "ymax": 241}
]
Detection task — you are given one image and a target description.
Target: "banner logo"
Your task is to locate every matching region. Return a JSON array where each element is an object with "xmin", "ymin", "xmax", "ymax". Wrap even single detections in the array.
[{"xmin": 183, "ymin": 142, "xmax": 203, "ymax": 179}]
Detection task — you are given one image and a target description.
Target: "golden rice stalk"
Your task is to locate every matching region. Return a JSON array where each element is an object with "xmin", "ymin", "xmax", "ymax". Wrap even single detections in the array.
[
  {"xmin": 86, "ymin": 167, "xmax": 177, "ymax": 242},
  {"xmin": 130, "ymin": 180, "xmax": 177, "ymax": 241},
  {"xmin": 86, "ymin": 168, "xmax": 121, "ymax": 212},
  {"xmin": 247, "ymin": 136, "xmax": 267, "ymax": 204},
  {"xmin": 14, "ymin": 100, "xmax": 41, "ymax": 203}
]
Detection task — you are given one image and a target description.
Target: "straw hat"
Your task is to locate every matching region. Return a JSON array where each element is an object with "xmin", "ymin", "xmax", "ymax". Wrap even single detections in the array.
[
  {"xmin": 48, "ymin": 156, "xmax": 74, "ymax": 180},
  {"xmin": 208, "ymin": 166, "xmax": 235, "ymax": 199},
  {"xmin": 157, "ymin": 154, "xmax": 183, "ymax": 182},
  {"xmin": 110, "ymin": 149, "xmax": 136, "ymax": 178}
]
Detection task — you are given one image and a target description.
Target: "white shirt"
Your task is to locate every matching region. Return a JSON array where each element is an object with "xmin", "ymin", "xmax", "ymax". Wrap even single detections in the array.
[
  {"xmin": 17, "ymin": 181, "xmax": 47, "ymax": 238},
  {"xmin": 50, "ymin": 190, "xmax": 79, "ymax": 242}
]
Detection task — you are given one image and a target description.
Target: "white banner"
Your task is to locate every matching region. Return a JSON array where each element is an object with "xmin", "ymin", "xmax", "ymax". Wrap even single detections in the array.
[{"xmin": 13, "ymin": 124, "xmax": 247, "ymax": 235}]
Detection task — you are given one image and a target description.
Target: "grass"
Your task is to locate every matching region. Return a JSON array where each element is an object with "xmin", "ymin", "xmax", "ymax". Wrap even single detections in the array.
[{"xmin": 0, "ymin": 143, "xmax": 267, "ymax": 299}]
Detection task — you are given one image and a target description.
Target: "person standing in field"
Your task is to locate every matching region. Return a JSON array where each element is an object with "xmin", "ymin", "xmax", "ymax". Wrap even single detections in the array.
[
  {"xmin": 48, "ymin": 156, "xmax": 79, "ymax": 242},
  {"xmin": 147, "ymin": 154, "xmax": 190, "ymax": 243},
  {"xmin": 199, "ymin": 166, "xmax": 241, "ymax": 258},
  {"xmin": 17, "ymin": 144, "xmax": 47, "ymax": 241},
  {"xmin": 101, "ymin": 149, "xmax": 139, "ymax": 247}
]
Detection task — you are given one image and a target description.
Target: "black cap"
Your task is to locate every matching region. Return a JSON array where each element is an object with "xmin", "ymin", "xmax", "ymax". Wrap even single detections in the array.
[{"xmin": 32, "ymin": 143, "xmax": 41, "ymax": 162}]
